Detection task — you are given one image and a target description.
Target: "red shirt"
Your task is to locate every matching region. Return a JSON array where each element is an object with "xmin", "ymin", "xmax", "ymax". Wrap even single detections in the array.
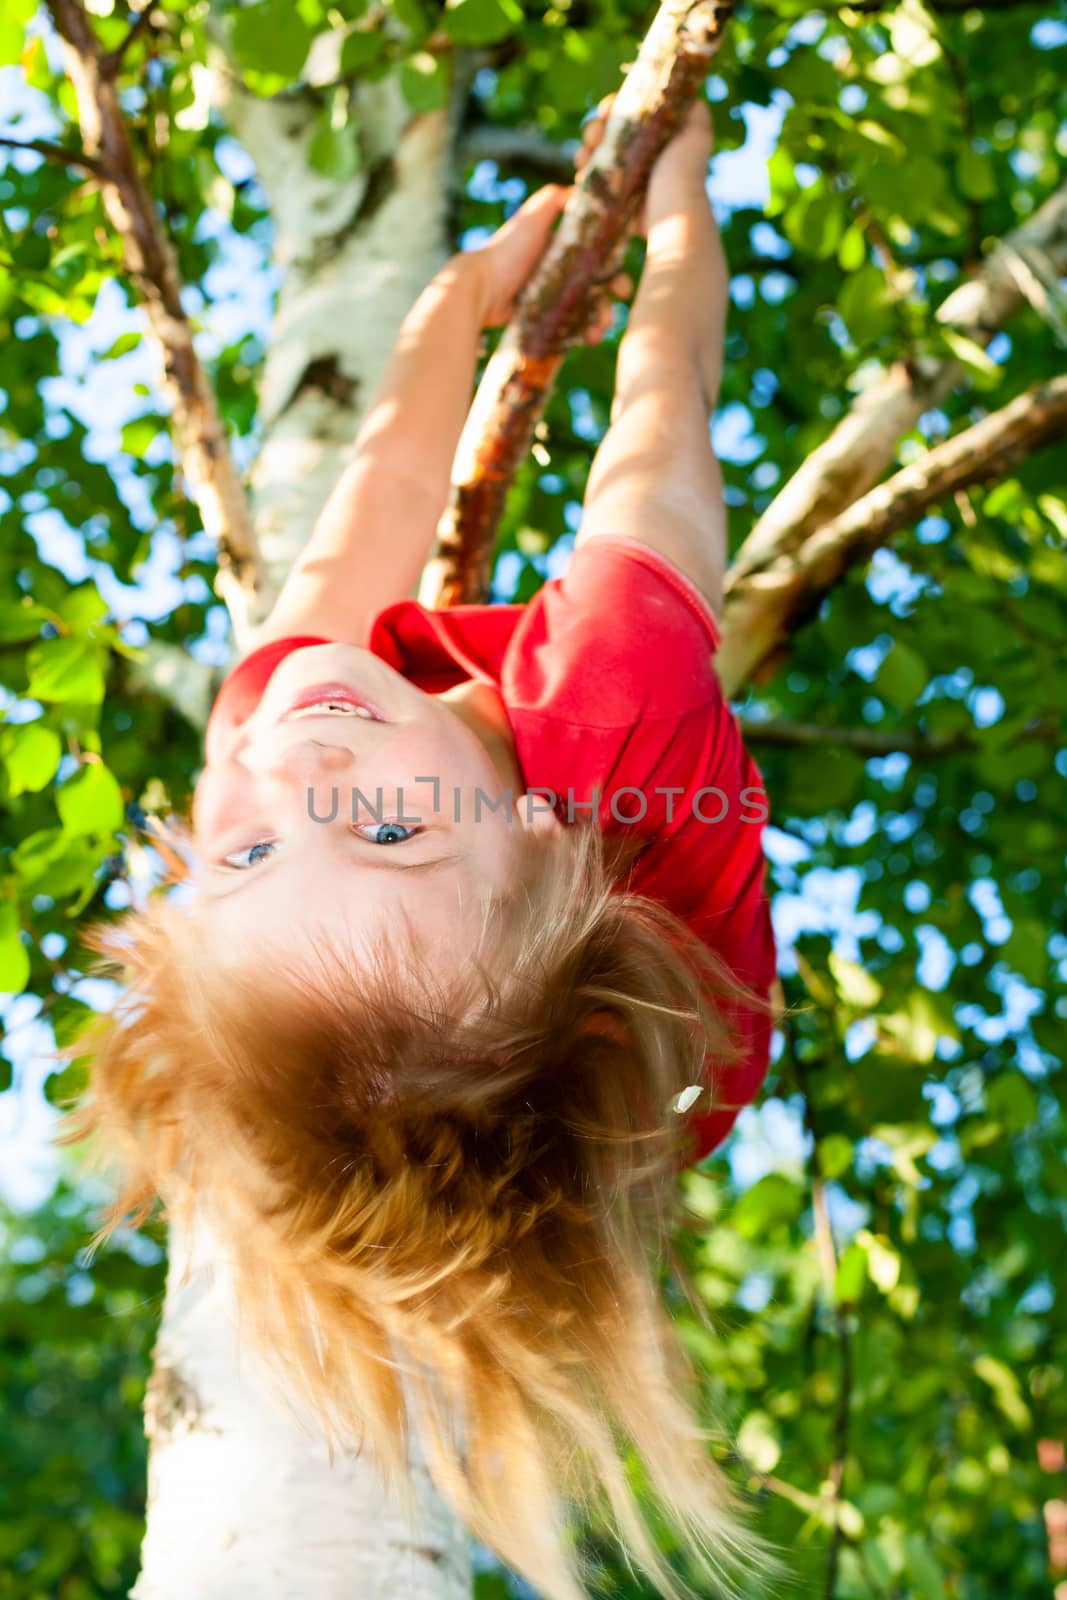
[{"xmin": 206, "ymin": 537, "xmax": 777, "ymax": 1161}]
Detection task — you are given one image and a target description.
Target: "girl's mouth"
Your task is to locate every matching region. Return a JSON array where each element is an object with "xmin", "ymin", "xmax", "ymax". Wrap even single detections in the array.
[{"xmin": 282, "ymin": 682, "xmax": 384, "ymax": 721}]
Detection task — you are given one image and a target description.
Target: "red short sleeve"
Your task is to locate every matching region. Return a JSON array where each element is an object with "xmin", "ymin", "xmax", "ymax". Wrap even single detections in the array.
[{"xmin": 502, "ymin": 538, "xmax": 778, "ymax": 1161}]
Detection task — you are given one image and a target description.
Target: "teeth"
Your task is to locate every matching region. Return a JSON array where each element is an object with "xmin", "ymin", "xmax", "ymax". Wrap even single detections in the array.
[{"xmin": 297, "ymin": 700, "xmax": 375, "ymax": 719}]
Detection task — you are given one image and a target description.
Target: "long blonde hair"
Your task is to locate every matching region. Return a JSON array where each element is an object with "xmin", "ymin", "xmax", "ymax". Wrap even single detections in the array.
[{"xmin": 61, "ymin": 819, "xmax": 781, "ymax": 1600}]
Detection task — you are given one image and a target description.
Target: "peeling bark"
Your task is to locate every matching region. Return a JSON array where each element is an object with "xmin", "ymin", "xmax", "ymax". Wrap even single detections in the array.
[
  {"xmin": 727, "ymin": 179, "xmax": 1067, "ymax": 587},
  {"xmin": 46, "ymin": 0, "xmax": 264, "ymax": 647},
  {"xmin": 419, "ymin": 0, "xmax": 734, "ymax": 607},
  {"xmin": 717, "ymin": 372, "xmax": 1067, "ymax": 695}
]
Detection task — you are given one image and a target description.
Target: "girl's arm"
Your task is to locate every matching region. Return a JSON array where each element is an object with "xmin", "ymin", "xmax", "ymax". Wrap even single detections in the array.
[{"xmin": 247, "ymin": 185, "xmax": 578, "ymax": 653}]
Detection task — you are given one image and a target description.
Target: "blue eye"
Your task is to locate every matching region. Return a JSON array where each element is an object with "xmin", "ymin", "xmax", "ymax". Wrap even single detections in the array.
[
  {"xmin": 354, "ymin": 822, "xmax": 419, "ymax": 845},
  {"xmin": 223, "ymin": 840, "xmax": 277, "ymax": 870}
]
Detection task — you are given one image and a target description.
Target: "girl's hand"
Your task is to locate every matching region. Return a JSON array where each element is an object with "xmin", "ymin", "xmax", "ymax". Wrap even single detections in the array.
[{"xmin": 469, "ymin": 182, "xmax": 631, "ymax": 341}]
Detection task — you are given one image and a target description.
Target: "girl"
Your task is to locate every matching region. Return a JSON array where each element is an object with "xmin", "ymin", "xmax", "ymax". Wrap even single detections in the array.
[{"xmin": 72, "ymin": 96, "xmax": 780, "ymax": 1600}]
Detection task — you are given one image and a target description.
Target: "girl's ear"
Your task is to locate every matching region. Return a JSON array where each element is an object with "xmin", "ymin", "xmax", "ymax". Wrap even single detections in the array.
[{"xmin": 513, "ymin": 791, "xmax": 564, "ymax": 839}]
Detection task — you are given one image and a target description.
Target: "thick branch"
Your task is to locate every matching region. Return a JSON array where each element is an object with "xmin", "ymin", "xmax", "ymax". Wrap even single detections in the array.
[
  {"xmin": 718, "ymin": 372, "xmax": 1067, "ymax": 695},
  {"xmin": 46, "ymin": 0, "xmax": 264, "ymax": 646},
  {"xmin": 419, "ymin": 0, "xmax": 733, "ymax": 607},
  {"xmin": 727, "ymin": 177, "xmax": 1067, "ymax": 589}
]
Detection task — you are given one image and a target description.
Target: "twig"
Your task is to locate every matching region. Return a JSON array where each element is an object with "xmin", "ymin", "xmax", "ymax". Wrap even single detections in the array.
[
  {"xmin": 785, "ymin": 1021, "xmax": 854, "ymax": 1598},
  {"xmin": 737, "ymin": 716, "xmax": 979, "ymax": 757},
  {"xmin": 101, "ymin": 4, "xmax": 159, "ymax": 79},
  {"xmin": 419, "ymin": 0, "xmax": 734, "ymax": 607},
  {"xmin": 718, "ymin": 371, "xmax": 1067, "ymax": 695},
  {"xmin": 0, "ymin": 134, "xmax": 105, "ymax": 178}
]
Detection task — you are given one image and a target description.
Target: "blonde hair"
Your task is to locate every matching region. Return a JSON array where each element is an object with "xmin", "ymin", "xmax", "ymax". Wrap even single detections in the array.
[{"xmin": 61, "ymin": 819, "xmax": 781, "ymax": 1600}]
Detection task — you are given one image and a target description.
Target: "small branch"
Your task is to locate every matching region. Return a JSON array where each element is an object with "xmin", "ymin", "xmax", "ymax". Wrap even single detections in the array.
[
  {"xmin": 459, "ymin": 124, "xmax": 578, "ymax": 182},
  {"xmin": 738, "ymin": 716, "xmax": 979, "ymax": 757},
  {"xmin": 719, "ymin": 372, "xmax": 1067, "ymax": 695},
  {"xmin": 101, "ymin": 4, "xmax": 159, "ymax": 79},
  {"xmin": 46, "ymin": 0, "xmax": 264, "ymax": 644},
  {"xmin": 834, "ymin": 0, "xmax": 1050, "ymax": 11},
  {"xmin": 419, "ymin": 0, "xmax": 734, "ymax": 607},
  {"xmin": 0, "ymin": 134, "xmax": 105, "ymax": 178}
]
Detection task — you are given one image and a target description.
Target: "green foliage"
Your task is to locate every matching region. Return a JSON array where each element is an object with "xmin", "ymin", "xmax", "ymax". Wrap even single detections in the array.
[
  {"xmin": 0, "ymin": 1183, "xmax": 166, "ymax": 1598},
  {"xmin": 2, "ymin": 0, "xmax": 1066, "ymax": 1596}
]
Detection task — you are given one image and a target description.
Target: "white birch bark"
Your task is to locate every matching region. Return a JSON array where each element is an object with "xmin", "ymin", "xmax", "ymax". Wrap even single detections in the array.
[
  {"xmin": 131, "ymin": 53, "xmax": 476, "ymax": 1600},
  {"xmin": 132, "ymin": 1219, "xmax": 472, "ymax": 1600}
]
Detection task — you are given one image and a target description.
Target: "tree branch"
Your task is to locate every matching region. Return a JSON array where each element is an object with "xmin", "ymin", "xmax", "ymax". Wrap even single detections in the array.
[
  {"xmin": 727, "ymin": 177, "xmax": 1067, "ymax": 590},
  {"xmin": 418, "ymin": 0, "xmax": 734, "ymax": 607},
  {"xmin": 718, "ymin": 371, "xmax": 1067, "ymax": 695},
  {"xmin": 738, "ymin": 716, "xmax": 968, "ymax": 756},
  {"xmin": 0, "ymin": 133, "xmax": 105, "ymax": 178},
  {"xmin": 458, "ymin": 124, "xmax": 578, "ymax": 181},
  {"xmin": 46, "ymin": 0, "xmax": 264, "ymax": 647}
]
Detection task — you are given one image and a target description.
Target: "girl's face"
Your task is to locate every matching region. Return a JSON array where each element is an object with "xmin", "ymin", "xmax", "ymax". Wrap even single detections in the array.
[{"xmin": 191, "ymin": 643, "xmax": 548, "ymax": 971}]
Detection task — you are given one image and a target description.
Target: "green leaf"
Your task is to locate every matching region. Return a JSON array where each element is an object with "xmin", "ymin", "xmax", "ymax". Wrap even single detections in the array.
[
  {"xmin": 443, "ymin": 0, "xmax": 523, "ymax": 46},
  {"xmin": 956, "ymin": 144, "xmax": 996, "ymax": 202},
  {"xmin": 399, "ymin": 51, "xmax": 448, "ymax": 112},
  {"xmin": 340, "ymin": 28, "xmax": 386, "ymax": 73},
  {"xmin": 731, "ymin": 1174, "xmax": 805, "ymax": 1239},
  {"xmin": 836, "ymin": 221, "xmax": 867, "ymax": 273},
  {"xmin": 783, "ymin": 182, "xmax": 846, "ymax": 260},
  {"xmin": 838, "ymin": 261, "xmax": 893, "ymax": 344},
  {"xmin": 877, "ymin": 990, "xmax": 954, "ymax": 1065},
  {"xmin": 876, "ymin": 641, "xmax": 928, "ymax": 708},
  {"xmin": 56, "ymin": 762, "xmax": 125, "ymax": 838},
  {"xmin": 120, "ymin": 417, "xmax": 161, "ymax": 459},
  {"xmin": 388, "ymin": 0, "xmax": 431, "ymax": 37},
  {"xmin": 1036, "ymin": 493, "xmax": 1067, "ymax": 540},
  {"xmin": 230, "ymin": 0, "xmax": 315, "ymax": 80},
  {"xmin": 4, "ymin": 722, "xmax": 61, "ymax": 796},
  {"xmin": 904, "ymin": 1533, "xmax": 946, "ymax": 1600},
  {"xmin": 25, "ymin": 637, "xmax": 106, "ymax": 704},
  {"xmin": 818, "ymin": 1132, "xmax": 855, "ymax": 1180},
  {"xmin": 57, "ymin": 584, "xmax": 109, "ymax": 630},
  {"xmin": 939, "ymin": 327, "xmax": 1002, "ymax": 389},
  {"xmin": 829, "ymin": 953, "xmax": 883, "ymax": 1009},
  {"xmin": 835, "ymin": 1241, "xmax": 868, "ymax": 1305},
  {"xmin": 101, "ymin": 331, "xmax": 141, "ymax": 360},
  {"xmin": 0, "ymin": 599, "xmax": 52, "ymax": 642},
  {"xmin": 765, "ymin": 145, "xmax": 797, "ymax": 219},
  {"xmin": 0, "ymin": 0, "xmax": 36, "ymax": 68},
  {"xmin": 0, "ymin": 901, "xmax": 29, "ymax": 996},
  {"xmin": 308, "ymin": 114, "xmax": 362, "ymax": 183},
  {"xmin": 973, "ymin": 1355, "xmax": 1031, "ymax": 1432}
]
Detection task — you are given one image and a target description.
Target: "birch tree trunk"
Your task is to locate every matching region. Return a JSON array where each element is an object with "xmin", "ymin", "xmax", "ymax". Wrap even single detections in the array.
[
  {"xmin": 134, "ymin": 1219, "xmax": 472, "ymax": 1600},
  {"xmin": 132, "ymin": 54, "xmax": 476, "ymax": 1600}
]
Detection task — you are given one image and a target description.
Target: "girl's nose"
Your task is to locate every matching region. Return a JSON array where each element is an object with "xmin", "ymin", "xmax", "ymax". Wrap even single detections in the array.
[{"xmin": 240, "ymin": 738, "xmax": 356, "ymax": 782}]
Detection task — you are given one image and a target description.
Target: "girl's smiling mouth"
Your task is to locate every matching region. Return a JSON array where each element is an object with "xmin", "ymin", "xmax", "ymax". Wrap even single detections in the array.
[{"xmin": 282, "ymin": 683, "xmax": 385, "ymax": 722}]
